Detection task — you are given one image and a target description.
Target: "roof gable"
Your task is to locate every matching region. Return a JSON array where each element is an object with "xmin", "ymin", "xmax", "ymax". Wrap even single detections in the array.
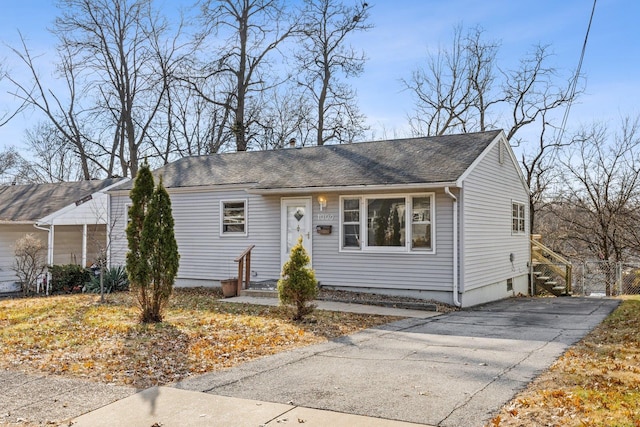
[
  {"xmin": 114, "ymin": 130, "xmax": 503, "ymax": 191},
  {"xmin": 0, "ymin": 178, "xmax": 123, "ymax": 222}
]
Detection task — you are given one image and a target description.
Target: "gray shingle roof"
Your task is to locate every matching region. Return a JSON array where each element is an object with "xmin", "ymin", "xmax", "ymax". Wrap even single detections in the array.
[
  {"xmin": 116, "ymin": 130, "xmax": 502, "ymax": 191},
  {"xmin": 0, "ymin": 178, "xmax": 123, "ymax": 222}
]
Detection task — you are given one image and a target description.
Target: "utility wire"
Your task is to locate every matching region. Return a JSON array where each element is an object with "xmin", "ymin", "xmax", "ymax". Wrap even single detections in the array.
[{"xmin": 555, "ymin": 0, "xmax": 597, "ymax": 146}]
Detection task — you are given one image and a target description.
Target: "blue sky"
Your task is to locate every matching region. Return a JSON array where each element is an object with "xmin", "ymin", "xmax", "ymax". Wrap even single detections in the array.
[{"xmin": 1, "ymin": 0, "xmax": 638, "ymax": 153}]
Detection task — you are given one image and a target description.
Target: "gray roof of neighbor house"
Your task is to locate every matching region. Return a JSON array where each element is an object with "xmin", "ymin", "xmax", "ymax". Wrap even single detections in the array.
[
  {"xmin": 115, "ymin": 130, "xmax": 503, "ymax": 191},
  {"xmin": 0, "ymin": 178, "xmax": 123, "ymax": 222}
]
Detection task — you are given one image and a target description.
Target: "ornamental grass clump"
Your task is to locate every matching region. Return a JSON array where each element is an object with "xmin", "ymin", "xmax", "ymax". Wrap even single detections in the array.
[{"xmin": 277, "ymin": 236, "xmax": 318, "ymax": 321}]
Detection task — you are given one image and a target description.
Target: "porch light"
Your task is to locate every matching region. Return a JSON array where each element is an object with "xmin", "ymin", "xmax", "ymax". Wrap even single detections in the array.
[{"xmin": 318, "ymin": 195, "xmax": 327, "ymax": 211}]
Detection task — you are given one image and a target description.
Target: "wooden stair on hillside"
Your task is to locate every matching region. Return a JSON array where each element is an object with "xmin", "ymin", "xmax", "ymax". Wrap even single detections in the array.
[{"xmin": 531, "ymin": 236, "xmax": 572, "ymax": 297}]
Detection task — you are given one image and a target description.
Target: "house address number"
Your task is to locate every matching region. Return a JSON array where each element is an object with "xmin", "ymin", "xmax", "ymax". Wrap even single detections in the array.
[{"xmin": 317, "ymin": 213, "xmax": 334, "ymax": 220}]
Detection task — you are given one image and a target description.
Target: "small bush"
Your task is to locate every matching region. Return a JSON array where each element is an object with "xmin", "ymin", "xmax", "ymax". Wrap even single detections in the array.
[
  {"xmin": 13, "ymin": 233, "xmax": 47, "ymax": 295},
  {"xmin": 277, "ymin": 236, "xmax": 318, "ymax": 321},
  {"xmin": 83, "ymin": 266, "xmax": 130, "ymax": 294},
  {"xmin": 49, "ymin": 264, "xmax": 92, "ymax": 294}
]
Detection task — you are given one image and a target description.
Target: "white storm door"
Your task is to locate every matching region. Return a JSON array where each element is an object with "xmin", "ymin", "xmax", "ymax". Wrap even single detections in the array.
[{"xmin": 281, "ymin": 197, "xmax": 313, "ymax": 267}]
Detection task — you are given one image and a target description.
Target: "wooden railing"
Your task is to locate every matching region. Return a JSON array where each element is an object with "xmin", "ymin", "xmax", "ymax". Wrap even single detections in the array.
[
  {"xmin": 531, "ymin": 236, "xmax": 572, "ymax": 295},
  {"xmin": 234, "ymin": 245, "xmax": 255, "ymax": 294}
]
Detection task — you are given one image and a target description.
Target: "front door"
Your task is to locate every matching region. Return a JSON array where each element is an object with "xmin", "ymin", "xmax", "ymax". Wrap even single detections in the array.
[{"xmin": 281, "ymin": 197, "xmax": 313, "ymax": 267}]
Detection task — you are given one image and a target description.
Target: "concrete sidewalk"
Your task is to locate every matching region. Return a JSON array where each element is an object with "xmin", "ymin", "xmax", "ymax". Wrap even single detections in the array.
[
  {"xmin": 220, "ymin": 295, "xmax": 442, "ymax": 318},
  {"xmin": 2, "ymin": 296, "xmax": 620, "ymax": 426},
  {"xmin": 71, "ymin": 386, "xmax": 429, "ymax": 426}
]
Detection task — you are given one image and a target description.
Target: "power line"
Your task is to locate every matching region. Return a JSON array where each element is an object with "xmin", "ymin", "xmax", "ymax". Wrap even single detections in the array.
[{"xmin": 555, "ymin": 0, "xmax": 597, "ymax": 146}]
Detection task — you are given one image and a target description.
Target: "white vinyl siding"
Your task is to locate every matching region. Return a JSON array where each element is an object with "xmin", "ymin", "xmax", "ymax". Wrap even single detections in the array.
[
  {"xmin": 50, "ymin": 224, "xmax": 105, "ymax": 266},
  {"xmin": 111, "ymin": 187, "xmax": 455, "ymax": 297},
  {"xmin": 110, "ymin": 190, "xmax": 281, "ymax": 282},
  {"xmin": 461, "ymin": 138, "xmax": 530, "ymax": 292},
  {"xmin": 0, "ymin": 225, "xmax": 47, "ymax": 284},
  {"xmin": 0, "ymin": 224, "xmax": 106, "ymax": 284},
  {"xmin": 315, "ymin": 191, "xmax": 452, "ymax": 293}
]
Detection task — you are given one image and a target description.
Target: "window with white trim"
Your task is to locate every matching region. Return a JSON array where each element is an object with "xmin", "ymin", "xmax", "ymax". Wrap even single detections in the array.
[
  {"xmin": 342, "ymin": 198, "xmax": 361, "ymax": 248},
  {"xmin": 221, "ymin": 200, "xmax": 247, "ymax": 235},
  {"xmin": 411, "ymin": 196, "xmax": 432, "ymax": 250},
  {"xmin": 124, "ymin": 203, "xmax": 132, "ymax": 229},
  {"xmin": 340, "ymin": 194, "xmax": 434, "ymax": 253},
  {"xmin": 512, "ymin": 201, "xmax": 526, "ymax": 234}
]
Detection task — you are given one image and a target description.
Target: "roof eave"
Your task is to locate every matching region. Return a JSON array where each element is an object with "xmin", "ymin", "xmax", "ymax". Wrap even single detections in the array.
[
  {"xmin": 0, "ymin": 220, "xmax": 36, "ymax": 225},
  {"xmin": 246, "ymin": 181, "xmax": 460, "ymax": 195}
]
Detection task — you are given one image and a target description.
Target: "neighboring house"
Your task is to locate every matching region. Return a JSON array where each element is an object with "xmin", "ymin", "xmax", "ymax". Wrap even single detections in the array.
[
  {"xmin": 108, "ymin": 130, "xmax": 530, "ymax": 307},
  {"xmin": 0, "ymin": 178, "xmax": 124, "ymax": 291}
]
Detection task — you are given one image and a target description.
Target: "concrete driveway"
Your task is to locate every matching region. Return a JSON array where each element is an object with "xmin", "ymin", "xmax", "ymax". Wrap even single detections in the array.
[
  {"xmin": 173, "ymin": 296, "xmax": 619, "ymax": 427},
  {"xmin": 2, "ymin": 296, "xmax": 619, "ymax": 426}
]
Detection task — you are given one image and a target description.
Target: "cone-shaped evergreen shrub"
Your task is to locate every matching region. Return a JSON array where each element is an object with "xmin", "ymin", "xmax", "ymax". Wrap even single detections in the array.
[
  {"xmin": 126, "ymin": 163, "xmax": 179, "ymax": 323},
  {"xmin": 126, "ymin": 162, "xmax": 154, "ymax": 300},
  {"xmin": 140, "ymin": 177, "xmax": 179, "ymax": 322},
  {"xmin": 277, "ymin": 236, "xmax": 318, "ymax": 320}
]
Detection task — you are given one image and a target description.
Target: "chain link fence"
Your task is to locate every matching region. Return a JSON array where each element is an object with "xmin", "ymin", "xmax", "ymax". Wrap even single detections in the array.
[{"xmin": 573, "ymin": 261, "xmax": 640, "ymax": 296}]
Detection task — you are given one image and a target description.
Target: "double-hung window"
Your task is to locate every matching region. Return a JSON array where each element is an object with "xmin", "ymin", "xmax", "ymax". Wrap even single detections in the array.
[
  {"xmin": 340, "ymin": 193, "xmax": 434, "ymax": 253},
  {"xmin": 512, "ymin": 201, "xmax": 526, "ymax": 234},
  {"xmin": 410, "ymin": 196, "xmax": 432, "ymax": 250},
  {"xmin": 221, "ymin": 200, "xmax": 247, "ymax": 235},
  {"xmin": 342, "ymin": 198, "xmax": 361, "ymax": 248}
]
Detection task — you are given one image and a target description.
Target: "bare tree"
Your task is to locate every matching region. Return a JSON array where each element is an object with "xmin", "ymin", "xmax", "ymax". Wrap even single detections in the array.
[
  {"xmin": 0, "ymin": 62, "xmax": 28, "ymax": 127},
  {"xmin": 404, "ymin": 26, "xmax": 500, "ymax": 136},
  {"xmin": 404, "ymin": 25, "xmax": 578, "ymax": 233},
  {"xmin": 13, "ymin": 233, "xmax": 47, "ymax": 296},
  {"xmin": 296, "ymin": 0, "xmax": 371, "ymax": 145},
  {"xmin": 254, "ymin": 85, "xmax": 314, "ymax": 150},
  {"xmin": 522, "ymin": 113, "xmax": 570, "ymax": 231},
  {"xmin": 554, "ymin": 118, "xmax": 640, "ymax": 268},
  {"xmin": 0, "ymin": 147, "xmax": 21, "ymax": 179},
  {"xmin": 55, "ymin": 0, "xmax": 188, "ymax": 176},
  {"xmin": 22, "ymin": 121, "xmax": 90, "ymax": 182},
  {"xmin": 7, "ymin": 36, "xmax": 95, "ymax": 179},
  {"xmin": 6, "ymin": 0, "xmax": 190, "ymax": 178},
  {"xmin": 194, "ymin": 0, "xmax": 297, "ymax": 151}
]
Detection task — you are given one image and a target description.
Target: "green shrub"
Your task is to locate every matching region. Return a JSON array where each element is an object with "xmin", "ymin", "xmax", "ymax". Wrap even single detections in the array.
[
  {"xmin": 83, "ymin": 266, "xmax": 130, "ymax": 294},
  {"xmin": 49, "ymin": 264, "xmax": 92, "ymax": 294},
  {"xmin": 126, "ymin": 164, "xmax": 179, "ymax": 323},
  {"xmin": 277, "ymin": 236, "xmax": 318, "ymax": 321}
]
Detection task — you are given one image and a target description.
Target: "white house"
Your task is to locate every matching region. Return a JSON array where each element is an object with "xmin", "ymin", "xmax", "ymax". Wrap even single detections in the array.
[
  {"xmin": 0, "ymin": 178, "xmax": 123, "ymax": 292},
  {"xmin": 108, "ymin": 130, "xmax": 530, "ymax": 307}
]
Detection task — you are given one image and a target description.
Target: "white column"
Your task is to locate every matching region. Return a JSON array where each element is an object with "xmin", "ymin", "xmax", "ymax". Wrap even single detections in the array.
[
  {"xmin": 82, "ymin": 224, "xmax": 88, "ymax": 268},
  {"xmin": 47, "ymin": 225, "xmax": 55, "ymax": 295},
  {"xmin": 48, "ymin": 225, "xmax": 55, "ymax": 265}
]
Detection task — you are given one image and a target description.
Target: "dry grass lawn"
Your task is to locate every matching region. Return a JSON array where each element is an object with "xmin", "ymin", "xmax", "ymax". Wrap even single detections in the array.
[
  {"xmin": 489, "ymin": 296, "xmax": 640, "ymax": 427},
  {"xmin": 3, "ymin": 290, "xmax": 639, "ymax": 426},
  {"xmin": 0, "ymin": 288, "xmax": 400, "ymax": 389}
]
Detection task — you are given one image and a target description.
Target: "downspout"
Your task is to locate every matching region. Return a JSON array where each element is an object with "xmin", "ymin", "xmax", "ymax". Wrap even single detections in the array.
[
  {"xmin": 33, "ymin": 223, "xmax": 52, "ymax": 295},
  {"xmin": 444, "ymin": 187, "xmax": 461, "ymax": 307}
]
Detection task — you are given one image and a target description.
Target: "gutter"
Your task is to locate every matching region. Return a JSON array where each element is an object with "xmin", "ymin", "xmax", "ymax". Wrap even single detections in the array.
[
  {"xmin": 444, "ymin": 187, "xmax": 461, "ymax": 307},
  {"xmin": 33, "ymin": 222, "xmax": 52, "ymax": 295},
  {"xmin": 246, "ymin": 181, "xmax": 459, "ymax": 195}
]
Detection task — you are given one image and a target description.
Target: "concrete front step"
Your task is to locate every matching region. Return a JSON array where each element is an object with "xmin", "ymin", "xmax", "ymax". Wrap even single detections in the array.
[{"xmin": 240, "ymin": 288, "xmax": 278, "ymax": 298}]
